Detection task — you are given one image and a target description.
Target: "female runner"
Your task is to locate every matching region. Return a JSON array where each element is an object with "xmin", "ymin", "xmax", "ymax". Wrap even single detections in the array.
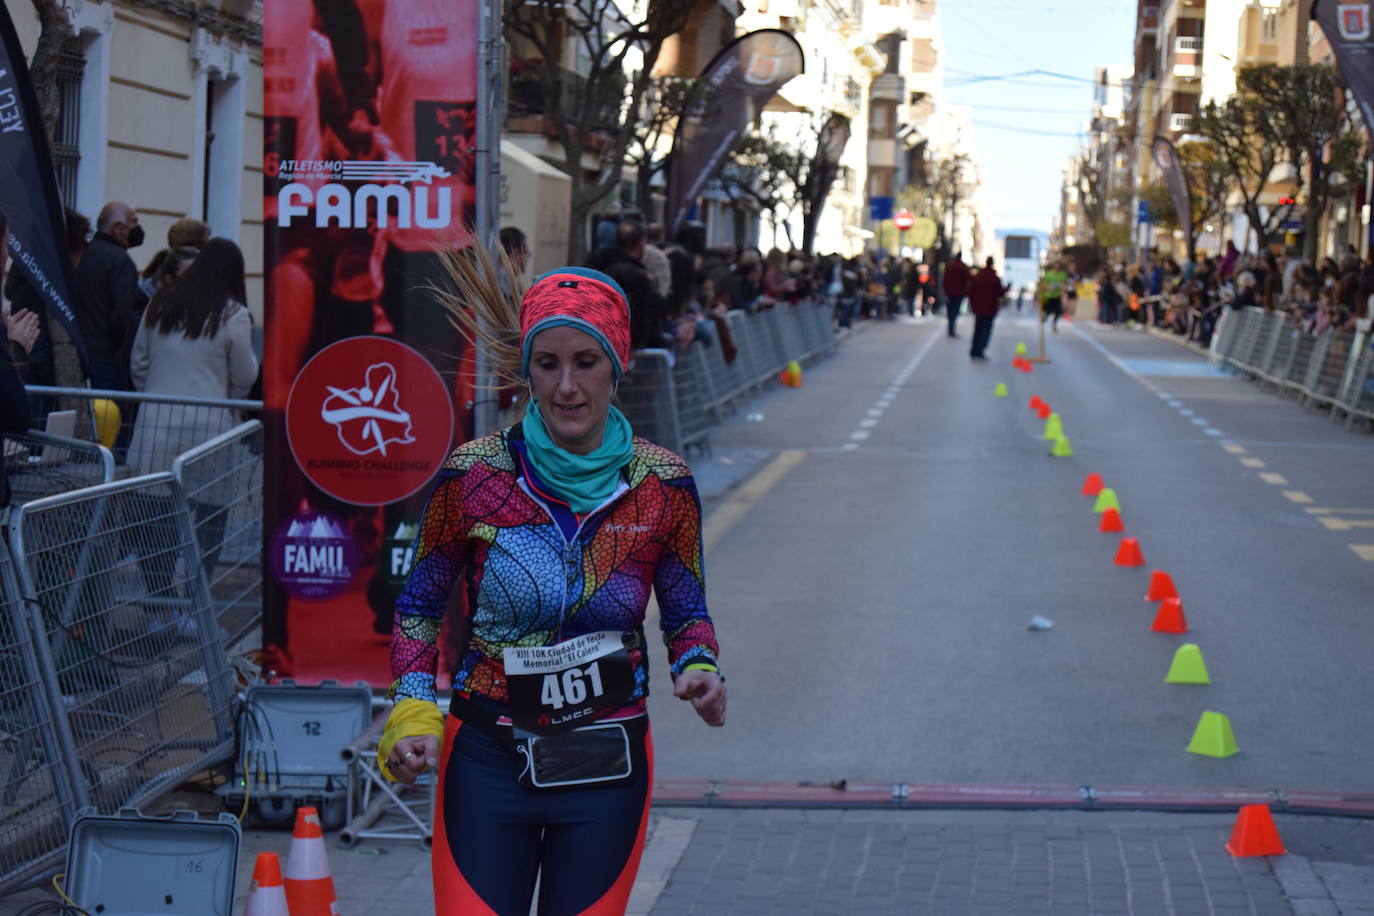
[{"xmin": 377, "ymin": 253, "xmax": 725, "ymax": 915}]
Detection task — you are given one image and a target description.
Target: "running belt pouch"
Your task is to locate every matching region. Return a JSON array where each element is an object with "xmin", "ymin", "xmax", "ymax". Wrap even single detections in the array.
[{"xmin": 512, "ymin": 721, "xmax": 640, "ymax": 790}]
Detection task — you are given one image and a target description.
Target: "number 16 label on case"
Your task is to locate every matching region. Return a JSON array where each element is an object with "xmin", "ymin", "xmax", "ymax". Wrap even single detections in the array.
[{"xmin": 505, "ymin": 632, "xmax": 634, "ymax": 734}]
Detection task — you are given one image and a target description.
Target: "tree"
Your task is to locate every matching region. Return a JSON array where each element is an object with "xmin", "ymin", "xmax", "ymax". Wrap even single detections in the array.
[
  {"xmin": 625, "ymin": 76, "xmax": 695, "ymax": 222},
  {"xmin": 1199, "ymin": 64, "xmax": 1366, "ymax": 257},
  {"xmin": 503, "ymin": 0, "xmax": 693, "ymax": 261},
  {"xmin": 1195, "ymin": 96, "xmax": 1291, "ymax": 249},
  {"xmin": 1136, "ymin": 183, "xmax": 1180, "ymax": 233},
  {"xmin": 28, "ymin": 0, "xmax": 75, "ymax": 148},
  {"xmin": 720, "ymin": 128, "xmax": 805, "ymax": 249},
  {"xmin": 1237, "ymin": 63, "xmax": 1365, "ymax": 259},
  {"xmin": 1177, "ymin": 141, "xmax": 1231, "ymax": 237}
]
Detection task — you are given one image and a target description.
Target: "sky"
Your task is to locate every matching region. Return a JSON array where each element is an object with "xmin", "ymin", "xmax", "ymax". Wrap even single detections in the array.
[{"xmin": 938, "ymin": 0, "xmax": 1139, "ymax": 236}]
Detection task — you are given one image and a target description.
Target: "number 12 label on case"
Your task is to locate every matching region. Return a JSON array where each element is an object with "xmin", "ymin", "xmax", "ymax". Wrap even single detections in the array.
[{"xmin": 505, "ymin": 632, "xmax": 635, "ymax": 734}]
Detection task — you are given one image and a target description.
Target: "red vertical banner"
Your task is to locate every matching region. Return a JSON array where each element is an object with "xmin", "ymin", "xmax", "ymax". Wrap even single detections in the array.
[{"xmin": 262, "ymin": 0, "xmax": 479, "ymax": 684}]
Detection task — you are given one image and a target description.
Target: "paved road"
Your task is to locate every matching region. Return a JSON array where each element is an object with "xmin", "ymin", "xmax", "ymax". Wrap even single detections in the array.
[{"xmin": 648, "ymin": 314, "xmax": 1374, "ymax": 792}]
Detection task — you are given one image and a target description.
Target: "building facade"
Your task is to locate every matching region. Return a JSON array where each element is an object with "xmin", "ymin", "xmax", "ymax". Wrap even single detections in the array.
[{"xmin": 9, "ymin": 0, "xmax": 263, "ymax": 316}]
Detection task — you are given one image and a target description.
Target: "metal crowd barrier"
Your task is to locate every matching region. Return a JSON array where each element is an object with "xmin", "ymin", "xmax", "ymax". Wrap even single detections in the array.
[
  {"xmin": 0, "ymin": 542, "xmax": 79, "ymax": 892},
  {"xmin": 24, "ymin": 386, "xmax": 261, "ymax": 475},
  {"xmin": 171, "ymin": 421, "xmax": 264, "ymax": 652},
  {"xmin": 1, "ymin": 474, "xmax": 238, "ymax": 890},
  {"xmin": 1213, "ymin": 309, "xmax": 1374, "ymax": 431},
  {"xmin": 2, "ymin": 431, "xmax": 115, "ymax": 506},
  {"xmin": 616, "ymin": 301, "xmax": 840, "ymax": 457}
]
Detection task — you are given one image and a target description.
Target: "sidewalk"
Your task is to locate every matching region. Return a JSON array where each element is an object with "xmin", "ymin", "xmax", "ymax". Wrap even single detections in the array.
[{"xmin": 226, "ymin": 806, "xmax": 1370, "ymax": 915}]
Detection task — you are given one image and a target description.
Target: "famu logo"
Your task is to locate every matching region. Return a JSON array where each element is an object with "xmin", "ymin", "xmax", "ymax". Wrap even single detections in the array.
[
  {"xmin": 276, "ymin": 160, "xmax": 453, "ymax": 229},
  {"xmin": 268, "ymin": 509, "xmax": 357, "ymax": 601}
]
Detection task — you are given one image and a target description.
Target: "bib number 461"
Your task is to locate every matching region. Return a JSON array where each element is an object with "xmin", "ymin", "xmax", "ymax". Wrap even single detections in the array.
[{"xmin": 540, "ymin": 662, "xmax": 605, "ymax": 710}]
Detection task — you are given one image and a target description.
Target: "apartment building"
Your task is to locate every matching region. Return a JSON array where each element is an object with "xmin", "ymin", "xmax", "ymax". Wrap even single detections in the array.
[
  {"xmin": 738, "ymin": 0, "xmax": 884, "ymax": 255},
  {"xmin": 8, "ymin": 0, "xmax": 263, "ymax": 315},
  {"xmin": 860, "ymin": 0, "xmax": 943, "ymax": 251}
]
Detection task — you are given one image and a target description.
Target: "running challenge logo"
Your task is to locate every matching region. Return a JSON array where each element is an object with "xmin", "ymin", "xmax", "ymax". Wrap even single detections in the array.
[
  {"xmin": 274, "ymin": 160, "xmax": 453, "ymax": 229},
  {"xmin": 321, "ymin": 362, "xmax": 416, "ymax": 457},
  {"xmin": 287, "ymin": 337, "xmax": 454, "ymax": 505}
]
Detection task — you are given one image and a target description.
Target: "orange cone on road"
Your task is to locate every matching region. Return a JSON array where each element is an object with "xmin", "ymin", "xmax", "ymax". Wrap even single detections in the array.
[
  {"xmin": 1081, "ymin": 473, "xmax": 1104, "ymax": 496},
  {"xmin": 1037, "ymin": 402, "xmax": 1052, "ymax": 419},
  {"xmin": 1114, "ymin": 537, "xmax": 1145, "ymax": 567},
  {"xmin": 1151, "ymin": 597, "xmax": 1189, "ymax": 634},
  {"xmin": 1028, "ymin": 395, "xmax": 1043, "ymax": 411},
  {"xmin": 244, "ymin": 852, "xmax": 290, "ymax": 916},
  {"xmin": 1098, "ymin": 507, "xmax": 1125, "ymax": 533},
  {"xmin": 284, "ymin": 807, "xmax": 339, "ymax": 916},
  {"xmin": 1225, "ymin": 805, "xmax": 1286, "ymax": 857},
  {"xmin": 1146, "ymin": 569, "xmax": 1178, "ymax": 601},
  {"xmin": 1019, "ymin": 360, "xmax": 1034, "ymax": 374}
]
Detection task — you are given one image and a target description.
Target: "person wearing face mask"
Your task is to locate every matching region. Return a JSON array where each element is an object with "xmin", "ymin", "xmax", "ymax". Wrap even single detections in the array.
[
  {"xmin": 378, "ymin": 255, "xmax": 724, "ymax": 915},
  {"xmin": 74, "ymin": 201, "xmax": 144, "ymax": 390}
]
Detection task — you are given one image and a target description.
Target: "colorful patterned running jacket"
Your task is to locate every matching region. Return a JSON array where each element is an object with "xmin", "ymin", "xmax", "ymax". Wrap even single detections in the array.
[{"xmin": 389, "ymin": 425, "xmax": 720, "ymax": 710}]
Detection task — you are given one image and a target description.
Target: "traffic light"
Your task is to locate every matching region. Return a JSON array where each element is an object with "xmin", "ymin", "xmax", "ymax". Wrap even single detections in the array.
[{"xmin": 1278, "ymin": 196, "xmax": 1296, "ymax": 206}]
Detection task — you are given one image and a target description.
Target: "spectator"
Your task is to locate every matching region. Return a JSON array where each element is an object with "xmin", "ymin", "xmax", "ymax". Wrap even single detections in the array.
[
  {"xmin": 587, "ymin": 219, "xmax": 669, "ymax": 350},
  {"xmin": 730, "ymin": 251, "xmax": 767, "ymax": 312},
  {"xmin": 1, "ymin": 208, "xmax": 34, "ymax": 510},
  {"xmin": 762, "ymin": 248, "xmax": 793, "ymax": 302},
  {"xmin": 1232, "ymin": 271, "xmax": 1258, "ymax": 310},
  {"xmin": 128, "ymin": 238, "xmax": 257, "ymax": 476},
  {"xmin": 1357, "ymin": 252, "xmax": 1374, "ymax": 321},
  {"xmin": 75, "ymin": 201, "xmax": 143, "ymax": 390},
  {"xmin": 942, "ymin": 252, "xmax": 971, "ymax": 338},
  {"xmin": 141, "ymin": 217, "xmax": 213, "ymax": 283},
  {"xmin": 1218, "ymin": 240, "xmax": 1240, "ymax": 281},
  {"xmin": 4, "ymin": 207, "xmax": 88, "ymax": 389},
  {"xmin": 499, "ymin": 225, "xmax": 529, "ymax": 277},
  {"xmin": 967, "ymin": 256, "xmax": 1005, "ymax": 360},
  {"xmin": 642, "ymin": 223, "xmax": 672, "ymax": 299},
  {"xmin": 126, "ymin": 247, "xmax": 199, "ymax": 329}
]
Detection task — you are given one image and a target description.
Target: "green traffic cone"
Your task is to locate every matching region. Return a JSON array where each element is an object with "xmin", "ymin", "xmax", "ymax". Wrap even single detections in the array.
[
  {"xmin": 1092, "ymin": 488, "xmax": 1120, "ymax": 514},
  {"xmin": 1015, "ymin": 341, "xmax": 1028, "ymax": 356},
  {"xmin": 1042, "ymin": 413, "xmax": 1062, "ymax": 440},
  {"xmin": 1050, "ymin": 435, "xmax": 1072, "ymax": 457},
  {"xmin": 1187, "ymin": 711, "xmax": 1238, "ymax": 758},
  {"xmin": 1164, "ymin": 643, "xmax": 1211, "ymax": 684},
  {"xmin": 994, "ymin": 382, "xmax": 1008, "ymax": 398}
]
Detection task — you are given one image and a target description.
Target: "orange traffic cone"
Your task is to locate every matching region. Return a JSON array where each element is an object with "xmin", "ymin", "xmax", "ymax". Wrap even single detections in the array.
[
  {"xmin": 1145, "ymin": 569, "xmax": 1178, "ymax": 601},
  {"xmin": 284, "ymin": 807, "xmax": 339, "ymax": 916},
  {"xmin": 1151, "ymin": 597, "xmax": 1188, "ymax": 634},
  {"xmin": 1019, "ymin": 360, "xmax": 1033, "ymax": 374},
  {"xmin": 1028, "ymin": 395, "xmax": 1043, "ymax": 411},
  {"xmin": 244, "ymin": 852, "xmax": 290, "ymax": 916},
  {"xmin": 1225, "ymin": 805, "xmax": 1286, "ymax": 857},
  {"xmin": 1036, "ymin": 402, "xmax": 1052, "ymax": 419},
  {"xmin": 1013, "ymin": 356, "xmax": 1024, "ymax": 369},
  {"xmin": 1081, "ymin": 473, "xmax": 1103, "ymax": 496},
  {"xmin": 1114, "ymin": 537, "xmax": 1145, "ymax": 567},
  {"xmin": 1098, "ymin": 507, "xmax": 1125, "ymax": 533}
]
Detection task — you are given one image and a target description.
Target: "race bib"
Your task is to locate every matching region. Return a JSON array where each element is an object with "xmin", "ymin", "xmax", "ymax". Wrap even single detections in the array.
[{"xmin": 503, "ymin": 632, "xmax": 635, "ymax": 734}]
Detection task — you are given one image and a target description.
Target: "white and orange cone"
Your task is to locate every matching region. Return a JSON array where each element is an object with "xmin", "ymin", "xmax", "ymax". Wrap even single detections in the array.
[
  {"xmin": 243, "ymin": 851, "xmax": 290, "ymax": 916},
  {"xmin": 284, "ymin": 806, "xmax": 340, "ymax": 916}
]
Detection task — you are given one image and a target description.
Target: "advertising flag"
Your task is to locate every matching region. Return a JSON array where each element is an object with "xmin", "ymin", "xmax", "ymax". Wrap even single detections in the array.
[
  {"xmin": 802, "ymin": 113, "xmax": 852, "ymax": 255},
  {"xmin": 262, "ymin": 0, "xmax": 482, "ymax": 684},
  {"xmin": 664, "ymin": 29, "xmax": 804, "ymax": 237},
  {"xmin": 1313, "ymin": 1, "xmax": 1374, "ymax": 138},
  {"xmin": 1152, "ymin": 136, "xmax": 1195, "ymax": 259},
  {"xmin": 0, "ymin": 5, "xmax": 88, "ymax": 367}
]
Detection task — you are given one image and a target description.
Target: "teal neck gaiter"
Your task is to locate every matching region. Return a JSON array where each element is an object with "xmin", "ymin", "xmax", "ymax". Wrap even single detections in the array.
[{"xmin": 521, "ymin": 399, "xmax": 634, "ymax": 513}]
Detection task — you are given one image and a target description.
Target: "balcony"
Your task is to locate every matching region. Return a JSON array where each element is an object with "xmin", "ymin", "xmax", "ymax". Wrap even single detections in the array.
[
  {"xmin": 1170, "ymin": 36, "xmax": 1202, "ymax": 78},
  {"xmin": 1140, "ymin": 4, "xmax": 1158, "ymax": 33},
  {"xmin": 1169, "ymin": 112, "xmax": 1193, "ymax": 133}
]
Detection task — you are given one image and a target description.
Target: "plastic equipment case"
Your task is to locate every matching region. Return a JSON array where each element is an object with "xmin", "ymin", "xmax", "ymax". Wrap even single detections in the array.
[
  {"xmin": 216, "ymin": 679, "xmax": 372, "ymax": 830},
  {"xmin": 63, "ymin": 807, "xmax": 240, "ymax": 915}
]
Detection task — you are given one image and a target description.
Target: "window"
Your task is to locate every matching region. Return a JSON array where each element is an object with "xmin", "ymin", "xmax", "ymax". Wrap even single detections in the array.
[{"xmin": 54, "ymin": 36, "xmax": 84, "ymax": 206}]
